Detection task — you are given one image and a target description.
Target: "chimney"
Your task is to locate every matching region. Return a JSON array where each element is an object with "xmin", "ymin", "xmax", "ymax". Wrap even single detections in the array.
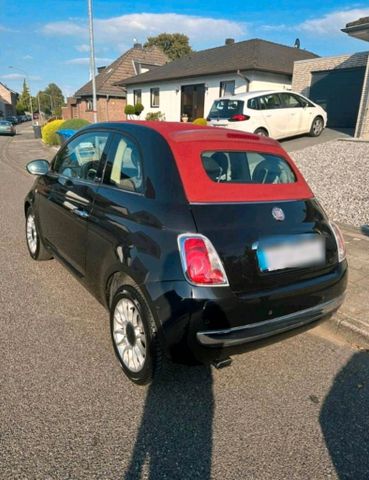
[
  {"xmin": 97, "ymin": 66, "xmax": 106, "ymax": 73},
  {"xmin": 134, "ymin": 42, "xmax": 143, "ymax": 49},
  {"xmin": 225, "ymin": 38, "xmax": 235, "ymax": 45}
]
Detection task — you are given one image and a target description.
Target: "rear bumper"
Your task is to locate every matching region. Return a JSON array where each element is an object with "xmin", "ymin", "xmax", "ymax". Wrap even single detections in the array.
[
  {"xmin": 196, "ymin": 294, "xmax": 345, "ymax": 347},
  {"xmin": 145, "ymin": 261, "xmax": 348, "ymax": 364}
]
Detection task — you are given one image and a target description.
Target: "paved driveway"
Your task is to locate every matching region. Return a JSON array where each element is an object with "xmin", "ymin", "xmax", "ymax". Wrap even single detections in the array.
[
  {"xmin": 1, "ymin": 125, "xmax": 369, "ymax": 480},
  {"xmin": 280, "ymin": 128, "xmax": 354, "ymax": 152}
]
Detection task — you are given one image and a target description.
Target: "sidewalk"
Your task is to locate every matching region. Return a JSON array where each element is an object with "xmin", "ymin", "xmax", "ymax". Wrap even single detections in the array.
[
  {"xmin": 8, "ymin": 124, "xmax": 369, "ymax": 348},
  {"xmin": 332, "ymin": 227, "xmax": 369, "ymax": 347}
]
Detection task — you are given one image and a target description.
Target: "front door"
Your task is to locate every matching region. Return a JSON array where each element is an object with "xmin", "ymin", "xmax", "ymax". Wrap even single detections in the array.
[
  {"xmin": 37, "ymin": 130, "xmax": 110, "ymax": 276},
  {"xmin": 181, "ymin": 84, "xmax": 205, "ymax": 122}
]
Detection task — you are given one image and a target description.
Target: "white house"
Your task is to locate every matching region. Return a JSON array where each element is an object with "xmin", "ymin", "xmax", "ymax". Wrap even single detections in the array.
[{"xmin": 120, "ymin": 38, "xmax": 318, "ymax": 122}]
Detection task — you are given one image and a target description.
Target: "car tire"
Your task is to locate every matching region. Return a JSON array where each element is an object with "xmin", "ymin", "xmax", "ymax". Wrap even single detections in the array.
[
  {"xmin": 254, "ymin": 128, "xmax": 269, "ymax": 137},
  {"xmin": 25, "ymin": 207, "xmax": 52, "ymax": 261},
  {"xmin": 309, "ymin": 116, "xmax": 324, "ymax": 137},
  {"xmin": 110, "ymin": 283, "xmax": 164, "ymax": 385}
]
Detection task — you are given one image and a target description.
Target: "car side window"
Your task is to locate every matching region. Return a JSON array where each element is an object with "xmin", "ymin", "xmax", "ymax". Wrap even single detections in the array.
[
  {"xmin": 280, "ymin": 93, "xmax": 303, "ymax": 108},
  {"xmin": 105, "ymin": 135, "xmax": 143, "ymax": 193},
  {"xmin": 247, "ymin": 97, "xmax": 260, "ymax": 110},
  {"xmin": 53, "ymin": 132, "xmax": 109, "ymax": 182},
  {"xmin": 260, "ymin": 94, "xmax": 282, "ymax": 110}
]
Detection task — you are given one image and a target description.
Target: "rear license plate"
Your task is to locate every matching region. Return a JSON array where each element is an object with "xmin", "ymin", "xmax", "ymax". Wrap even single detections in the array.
[{"xmin": 256, "ymin": 235, "xmax": 325, "ymax": 272}]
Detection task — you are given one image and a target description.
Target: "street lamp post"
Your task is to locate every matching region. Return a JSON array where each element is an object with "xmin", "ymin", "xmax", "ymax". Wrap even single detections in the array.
[
  {"xmin": 88, "ymin": 0, "xmax": 98, "ymax": 123},
  {"xmin": 40, "ymin": 92, "xmax": 54, "ymax": 115},
  {"xmin": 9, "ymin": 65, "xmax": 34, "ymax": 124}
]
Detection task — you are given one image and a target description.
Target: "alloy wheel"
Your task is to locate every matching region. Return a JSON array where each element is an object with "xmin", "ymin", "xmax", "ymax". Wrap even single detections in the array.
[{"xmin": 313, "ymin": 118, "xmax": 323, "ymax": 136}]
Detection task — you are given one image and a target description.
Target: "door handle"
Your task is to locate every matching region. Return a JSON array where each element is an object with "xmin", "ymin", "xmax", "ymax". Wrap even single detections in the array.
[{"xmin": 73, "ymin": 208, "xmax": 89, "ymax": 219}]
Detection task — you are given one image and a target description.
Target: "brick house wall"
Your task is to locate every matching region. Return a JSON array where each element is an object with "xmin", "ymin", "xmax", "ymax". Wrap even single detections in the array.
[
  {"xmin": 292, "ymin": 52, "xmax": 369, "ymax": 137},
  {"xmin": 0, "ymin": 83, "xmax": 17, "ymax": 116},
  {"xmin": 62, "ymin": 96, "xmax": 127, "ymax": 122}
]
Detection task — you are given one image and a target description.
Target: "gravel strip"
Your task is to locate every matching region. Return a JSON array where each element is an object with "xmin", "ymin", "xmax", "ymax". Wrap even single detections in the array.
[{"xmin": 291, "ymin": 140, "xmax": 369, "ymax": 228}]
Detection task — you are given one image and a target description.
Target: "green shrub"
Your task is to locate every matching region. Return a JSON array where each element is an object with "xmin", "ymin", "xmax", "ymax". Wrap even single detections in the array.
[
  {"xmin": 125, "ymin": 104, "xmax": 135, "ymax": 115},
  {"xmin": 60, "ymin": 118, "xmax": 90, "ymax": 130},
  {"xmin": 192, "ymin": 117, "xmax": 208, "ymax": 126},
  {"xmin": 134, "ymin": 103, "xmax": 144, "ymax": 116},
  {"xmin": 41, "ymin": 119, "xmax": 64, "ymax": 145},
  {"xmin": 145, "ymin": 111, "xmax": 165, "ymax": 121}
]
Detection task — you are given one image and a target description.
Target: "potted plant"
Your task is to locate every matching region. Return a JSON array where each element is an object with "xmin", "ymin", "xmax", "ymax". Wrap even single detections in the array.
[
  {"xmin": 134, "ymin": 103, "xmax": 144, "ymax": 118},
  {"xmin": 124, "ymin": 104, "xmax": 135, "ymax": 119}
]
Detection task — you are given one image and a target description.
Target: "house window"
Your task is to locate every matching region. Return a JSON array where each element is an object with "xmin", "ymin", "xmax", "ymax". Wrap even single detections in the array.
[
  {"xmin": 219, "ymin": 81, "xmax": 235, "ymax": 97},
  {"xmin": 133, "ymin": 89, "xmax": 142, "ymax": 104},
  {"xmin": 150, "ymin": 88, "xmax": 160, "ymax": 108},
  {"xmin": 86, "ymin": 99, "xmax": 93, "ymax": 111}
]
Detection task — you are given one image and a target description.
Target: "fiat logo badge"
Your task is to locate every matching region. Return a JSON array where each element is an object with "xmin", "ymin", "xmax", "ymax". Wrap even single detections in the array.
[{"xmin": 272, "ymin": 207, "xmax": 285, "ymax": 221}]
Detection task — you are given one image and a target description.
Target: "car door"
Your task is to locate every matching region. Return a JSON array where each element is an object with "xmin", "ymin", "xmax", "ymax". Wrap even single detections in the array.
[
  {"xmin": 85, "ymin": 131, "xmax": 150, "ymax": 292},
  {"xmin": 279, "ymin": 92, "xmax": 306, "ymax": 135},
  {"xmin": 259, "ymin": 93, "xmax": 287, "ymax": 139},
  {"xmin": 36, "ymin": 130, "xmax": 111, "ymax": 276}
]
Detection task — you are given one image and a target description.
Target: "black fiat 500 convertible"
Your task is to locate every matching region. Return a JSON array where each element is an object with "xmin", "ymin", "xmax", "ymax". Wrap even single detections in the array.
[{"xmin": 25, "ymin": 122, "xmax": 347, "ymax": 384}]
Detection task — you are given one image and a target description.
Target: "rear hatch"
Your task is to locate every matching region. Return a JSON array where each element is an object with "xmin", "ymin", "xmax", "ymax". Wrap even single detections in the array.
[
  {"xmin": 190, "ymin": 199, "xmax": 338, "ymax": 295},
  {"xmin": 168, "ymin": 135, "xmax": 339, "ymax": 296},
  {"xmin": 207, "ymin": 98, "xmax": 245, "ymax": 128}
]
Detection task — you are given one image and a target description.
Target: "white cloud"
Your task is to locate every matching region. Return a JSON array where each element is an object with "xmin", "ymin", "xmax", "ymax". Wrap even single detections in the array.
[
  {"xmin": 65, "ymin": 57, "xmax": 114, "ymax": 65},
  {"xmin": 298, "ymin": 8, "xmax": 369, "ymax": 36},
  {"xmin": 22, "ymin": 54, "xmax": 33, "ymax": 60},
  {"xmin": 42, "ymin": 20, "xmax": 86, "ymax": 36},
  {"xmin": 75, "ymin": 44, "xmax": 90, "ymax": 52},
  {"xmin": 42, "ymin": 13, "xmax": 246, "ymax": 47},
  {"xmin": 0, "ymin": 73, "xmax": 41, "ymax": 81},
  {"xmin": 0, "ymin": 24, "xmax": 18, "ymax": 33}
]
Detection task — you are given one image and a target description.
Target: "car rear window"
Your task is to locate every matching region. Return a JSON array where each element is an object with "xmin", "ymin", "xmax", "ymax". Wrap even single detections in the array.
[
  {"xmin": 201, "ymin": 151, "xmax": 296, "ymax": 184},
  {"xmin": 208, "ymin": 100, "xmax": 244, "ymax": 119}
]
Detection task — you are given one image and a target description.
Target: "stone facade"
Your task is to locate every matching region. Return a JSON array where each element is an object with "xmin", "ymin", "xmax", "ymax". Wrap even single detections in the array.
[{"xmin": 292, "ymin": 52, "xmax": 369, "ymax": 137}]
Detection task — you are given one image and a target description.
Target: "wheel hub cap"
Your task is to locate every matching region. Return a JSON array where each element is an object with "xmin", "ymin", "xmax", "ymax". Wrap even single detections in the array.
[
  {"xmin": 26, "ymin": 214, "xmax": 37, "ymax": 254},
  {"xmin": 113, "ymin": 298, "xmax": 146, "ymax": 373}
]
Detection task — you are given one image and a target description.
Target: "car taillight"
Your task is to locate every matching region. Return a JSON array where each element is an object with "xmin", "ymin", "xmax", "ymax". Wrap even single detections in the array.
[
  {"xmin": 178, "ymin": 234, "xmax": 229, "ymax": 286},
  {"xmin": 330, "ymin": 222, "xmax": 346, "ymax": 262},
  {"xmin": 229, "ymin": 114, "xmax": 250, "ymax": 122}
]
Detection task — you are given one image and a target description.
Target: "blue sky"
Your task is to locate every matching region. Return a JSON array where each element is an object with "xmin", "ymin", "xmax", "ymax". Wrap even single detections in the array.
[{"xmin": 1, "ymin": 0, "xmax": 369, "ymax": 98}]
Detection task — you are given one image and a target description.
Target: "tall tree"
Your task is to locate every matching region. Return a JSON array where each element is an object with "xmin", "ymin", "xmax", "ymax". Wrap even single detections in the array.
[
  {"xmin": 144, "ymin": 33, "xmax": 192, "ymax": 60},
  {"xmin": 16, "ymin": 79, "xmax": 33, "ymax": 114},
  {"xmin": 39, "ymin": 83, "xmax": 65, "ymax": 117}
]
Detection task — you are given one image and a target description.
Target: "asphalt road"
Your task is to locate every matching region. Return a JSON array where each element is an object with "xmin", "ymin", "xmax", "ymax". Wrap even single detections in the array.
[
  {"xmin": 280, "ymin": 128, "xmax": 353, "ymax": 153},
  {"xmin": 1, "ymin": 124, "xmax": 369, "ymax": 480}
]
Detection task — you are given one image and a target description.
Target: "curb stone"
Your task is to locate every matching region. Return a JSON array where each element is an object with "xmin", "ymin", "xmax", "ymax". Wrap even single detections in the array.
[
  {"xmin": 326, "ymin": 225, "xmax": 369, "ymax": 349},
  {"xmin": 325, "ymin": 312, "xmax": 369, "ymax": 350}
]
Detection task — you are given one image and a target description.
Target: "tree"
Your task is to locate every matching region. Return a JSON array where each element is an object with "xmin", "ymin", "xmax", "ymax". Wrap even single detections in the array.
[
  {"xmin": 37, "ymin": 83, "xmax": 65, "ymax": 117},
  {"xmin": 144, "ymin": 33, "xmax": 192, "ymax": 60},
  {"xmin": 16, "ymin": 79, "xmax": 32, "ymax": 114}
]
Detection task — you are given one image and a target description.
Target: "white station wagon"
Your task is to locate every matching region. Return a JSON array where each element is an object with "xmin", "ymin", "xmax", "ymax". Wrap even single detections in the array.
[{"xmin": 207, "ymin": 90, "xmax": 327, "ymax": 140}]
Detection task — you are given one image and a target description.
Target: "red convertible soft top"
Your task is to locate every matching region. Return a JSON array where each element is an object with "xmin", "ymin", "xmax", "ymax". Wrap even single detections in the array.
[{"xmin": 129, "ymin": 122, "xmax": 313, "ymax": 203}]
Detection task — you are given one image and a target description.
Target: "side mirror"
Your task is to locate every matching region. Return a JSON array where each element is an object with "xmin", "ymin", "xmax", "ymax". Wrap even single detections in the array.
[{"xmin": 26, "ymin": 159, "xmax": 50, "ymax": 176}]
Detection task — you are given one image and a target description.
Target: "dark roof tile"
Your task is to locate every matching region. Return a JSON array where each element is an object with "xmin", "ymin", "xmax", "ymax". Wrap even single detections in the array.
[
  {"xmin": 75, "ymin": 45, "xmax": 169, "ymax": 98},
  {"xmin": 120, "ymin": 38, "xmax": 318, "ymax": 86}
]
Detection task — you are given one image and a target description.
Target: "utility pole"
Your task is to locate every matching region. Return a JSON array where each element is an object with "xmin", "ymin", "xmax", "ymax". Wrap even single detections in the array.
[
  {"xmin": 88, "ymin": 0, "xmax": 98, "ymax": 123},
  {"xmin": 37, "ymin": 93, "xmax": 42, "ymax": 123}
]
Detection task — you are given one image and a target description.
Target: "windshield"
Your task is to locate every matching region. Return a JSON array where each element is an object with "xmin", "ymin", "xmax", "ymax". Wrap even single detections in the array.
[{"xmin": 208, "ymin": 99, "xmax": 244, "ymax": 119}]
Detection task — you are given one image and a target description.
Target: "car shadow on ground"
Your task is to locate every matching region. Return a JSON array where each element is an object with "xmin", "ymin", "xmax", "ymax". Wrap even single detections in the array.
[
  {"xmin": 320, "ymin": 350, "xmax": 369, "ymax": 479},
  {"xmin": 124, "ymin": 364, "xmax": 213, "ymax": 480}
]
